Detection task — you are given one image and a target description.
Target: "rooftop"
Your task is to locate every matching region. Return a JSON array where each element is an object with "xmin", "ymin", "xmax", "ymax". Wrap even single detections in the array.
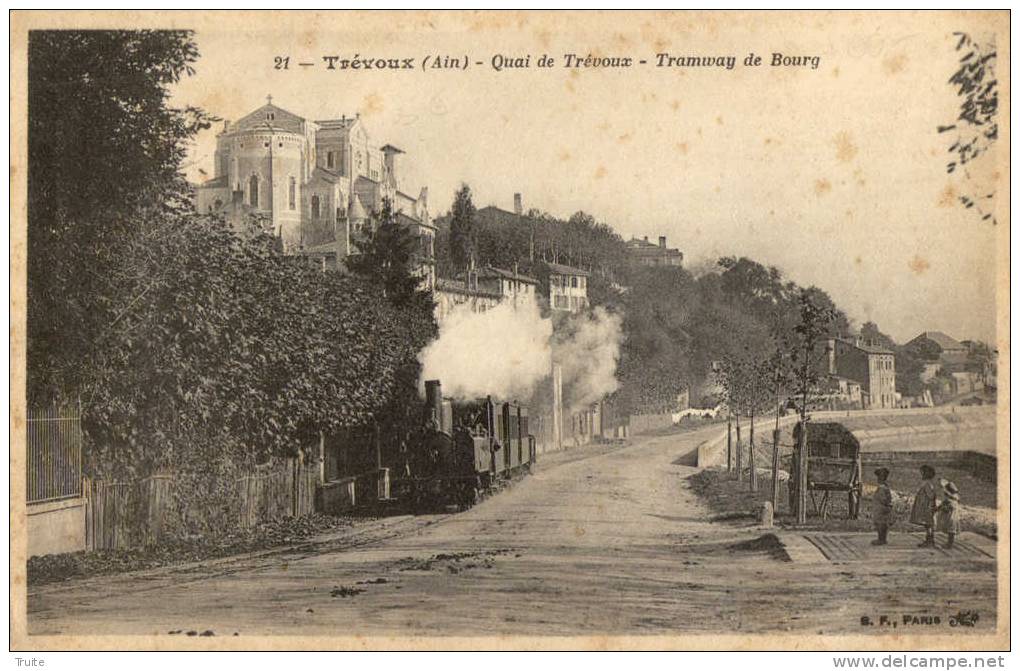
[
  {"xmin": 630, "ymin": 246, "xmax": 683, "ymax": 257},
  {"xmin": 546, "ymin": 262, "xmax": 590, "ymax": 277},
  {"xmin": 435, "ymin": 278, "xmax": 502, "ymax": 299},
  {"xmin": 396, "ymin": 210, "xmax": 436, "ymax": 231},
  {"xmin": 475, "ymin": 266, "xmax": 540, "ymax": 284},
  {"xmin": 315, "ymin": 116, "xmax": 360, "ymax": 129},
  {"xmin": 913, "ymin": 331, "xmax": 966, "ymax": 351},
  {"xmin": 837, "ymin": 337, "xmax": 894, "ymax": 355}
]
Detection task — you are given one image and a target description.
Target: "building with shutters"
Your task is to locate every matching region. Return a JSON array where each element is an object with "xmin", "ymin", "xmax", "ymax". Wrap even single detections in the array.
[{"xmin": 194, "ymin": 97, "xmax": 435, "ymax": 289}]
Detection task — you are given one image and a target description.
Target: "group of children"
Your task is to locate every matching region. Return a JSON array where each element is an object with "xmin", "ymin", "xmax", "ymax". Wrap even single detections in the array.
[{"xmin": 870, "ymin": 464, "xmax": 960, "ymax": 548}]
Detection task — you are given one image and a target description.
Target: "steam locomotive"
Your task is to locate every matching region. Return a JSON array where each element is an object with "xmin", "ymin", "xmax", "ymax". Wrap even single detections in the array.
[{"xmin": 395, "ymin": 379, "xmax": 537, "ymax": 510}]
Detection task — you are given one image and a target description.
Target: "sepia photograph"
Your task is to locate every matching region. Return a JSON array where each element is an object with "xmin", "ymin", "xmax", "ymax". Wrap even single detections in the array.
[{"xmin": 9, "ymin": 9, "xmax": 1009, "ymax": 652}]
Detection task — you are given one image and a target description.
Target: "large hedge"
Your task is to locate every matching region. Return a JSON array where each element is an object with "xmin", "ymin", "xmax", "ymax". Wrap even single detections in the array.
[{"xmin": 84, "ymin": 214, "xmax": 435, "ymax": 478}]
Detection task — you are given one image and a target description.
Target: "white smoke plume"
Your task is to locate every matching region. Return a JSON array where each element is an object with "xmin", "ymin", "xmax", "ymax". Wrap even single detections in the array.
[
  {"xmin": 420, "ymin": 298, "xmax": 553, "ymax": 401},
  {"xmin": 552, "ymin": 307, "xmax": 623, "ymax": 412},
  {"xmin": 420, "ymin": 297, "xmax": 624, "ymax": 413}
]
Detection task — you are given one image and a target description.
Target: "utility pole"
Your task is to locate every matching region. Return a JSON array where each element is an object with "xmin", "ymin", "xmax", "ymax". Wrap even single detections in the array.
[
  {"xmin": 749, "ymin": 377, "xmax": 757, "ymax": 492},
  {"xmin": 796, "ymin": 417, "xmax": 808, "ymax": 525},
  {"xmin": 771, "ymin": 367, "xmax": 782, "ymax": 512},
  {"xmin": 796, "ymin": 340, "xmax": 810, "ymax": 525},
  {"xmin": 734, "ymin": 414, "xmax": 742, "ymax": 482},
  {"xmin": 726, "ymin": 414, "xmax": 732, "ymax": 473}
]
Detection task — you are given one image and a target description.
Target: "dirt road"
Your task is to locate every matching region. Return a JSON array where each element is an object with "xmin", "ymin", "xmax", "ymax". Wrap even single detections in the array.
[{"xmin": 28, "ymin": 425, "xmax": 997, "ymax": 638}]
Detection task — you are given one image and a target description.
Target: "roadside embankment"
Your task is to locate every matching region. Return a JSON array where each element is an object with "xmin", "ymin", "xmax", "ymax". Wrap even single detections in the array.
[{"xmin": 696, "ymin": 405, "xmax": 996, "ymax": 468}]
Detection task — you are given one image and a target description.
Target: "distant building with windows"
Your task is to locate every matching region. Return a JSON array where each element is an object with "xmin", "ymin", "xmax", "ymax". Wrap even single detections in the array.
[
  {"xmin": 547, "ymin": 262, "xmax": 589, "ymax": 313},
  {"xmin": 433, "ymin": 277, "xmax": 502, "ymax": 323},
  {"xmin": 906, "ymin": 330, "xmax": 971, "ymax": 371},
  {"xmin": 473, "ymin": 266, "xmax": 540, "ymax": 308},
  {"xmin": 194, "ymin": 97, "xmax": 435, "ymax": 289},
  {"xmin": 433, "ymin": 266, "xmax": 540, "ymax": 324},
  {"xmin": 626, "ymin": 235, "xmax": 683, "ymax": 267},
  {"xmin": 822, "ymin": 337, "xmax": 897, "ymax": 409},
  {"xmin": 907, "ymin": 331, "xmax": 968, "ymax": 359}
]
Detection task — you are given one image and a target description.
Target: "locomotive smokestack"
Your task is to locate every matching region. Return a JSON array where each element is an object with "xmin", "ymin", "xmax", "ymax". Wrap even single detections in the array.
[{"xmin": 425, "ymin": 379, "xmax": 444, "ymax": 430}]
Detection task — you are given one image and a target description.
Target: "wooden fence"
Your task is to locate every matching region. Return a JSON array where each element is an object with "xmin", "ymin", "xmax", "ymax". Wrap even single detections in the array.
[
  {"xmin": 85, "ymin": 458, "xmax": 318, "ymax": 551},
  {"xmin": 84, "ymin": 475, "xmax": 174, "ymax": 551},
  {"xmin": 237, "ymin": 459, "xmax": 318, "ymax": 528}
]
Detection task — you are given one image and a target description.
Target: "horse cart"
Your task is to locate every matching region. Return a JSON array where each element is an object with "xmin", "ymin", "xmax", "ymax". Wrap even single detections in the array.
[{"xmin": 789, "ymin": 422, "xmax": 863, "ymax": 520}]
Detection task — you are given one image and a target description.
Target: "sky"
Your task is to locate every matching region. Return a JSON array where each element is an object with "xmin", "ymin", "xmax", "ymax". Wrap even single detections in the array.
[{"xmin": 171, "ymin": 11, "xmax": 1004, "ymax": 345}]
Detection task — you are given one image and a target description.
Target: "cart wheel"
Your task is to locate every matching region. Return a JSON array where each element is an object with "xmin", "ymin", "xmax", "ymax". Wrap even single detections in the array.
[{"xmin": 819, "ymin": 491, "xmax": 830, "ymax": 521}]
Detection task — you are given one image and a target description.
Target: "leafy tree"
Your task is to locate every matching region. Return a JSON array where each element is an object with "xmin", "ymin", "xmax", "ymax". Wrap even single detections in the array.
[
  {"xmin": 859, "ymin": 321, "xmax": 897, "ymax": 350},
  {"xmin": 716, "ymin": 321, "xmax": 773, "ymax": 489},
  {"xmin": 786, "ymin": 290, "xmax": 839, "ymax": 419},
  {"xmin": 434, "ymin": 197, "xmax": 628, "ymax": 283},
  {"xmin": 894, "ymin": 347, "xmax": 928, "ymax": 397},
  {"xmin": 82, "ymin": 213, "xmax": 436, "ymax": 478},
  {"xmin": 348, "ymin": 198, "xmax": 433, "ymax": 309},
  {"xmin": 787, "ymin": 289, "xmax": 840, "ymax": 522},
  {"xmin": 27, "ymin": 30, "xmax": 214, "ymax": 404},
  {"xmin": 938, "ymin": 32, "xmax": 999, "ymax": 225},
  {"xmin": 615, "ymin": 266, "xmax": 697, "ymax": 414},
  {"xmin": 904, "ymin": 338, "xmax": 942, "ymax": 362},
  {"xmin": 448, "ymin": 183, "xmax": 477, "ymax": 273}
]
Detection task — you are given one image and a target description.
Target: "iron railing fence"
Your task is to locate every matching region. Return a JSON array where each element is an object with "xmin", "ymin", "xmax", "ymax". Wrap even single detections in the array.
[{"xmin": 27, "ymin": 405, "xmax": 83, "ymax": 504}]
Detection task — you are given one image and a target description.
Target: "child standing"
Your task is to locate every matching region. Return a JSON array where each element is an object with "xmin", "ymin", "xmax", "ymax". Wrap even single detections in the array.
[
  {"xmin": 910, "ymin": 465, "xmax": 939, "ymax": 547},
  {"xmin": 871, "ymin": 467, "xmax": 893, "ymax": 546},
  {"xmin": 937, "ymin": 481, "xmax": 961, "ymax": 548}
]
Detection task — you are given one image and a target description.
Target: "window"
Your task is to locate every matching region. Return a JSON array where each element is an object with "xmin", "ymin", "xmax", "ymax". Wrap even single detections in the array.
[
  {"xmin": 311, "ymin": 195, "xmax": 320, "ymax": 219},
  {"xmin": 327, "ymin": 151, "xmax": 335, "ymax": 169},
  {"xmin": 554, "ymin": 295, "xmax": 569, "ymax": 309},
  {"xmin": 571, "ymin": 276, "xmax": 578, "ymax": 288},
  {"xmin": 249, "ymin": 175, "xmax": 259, "ymax": 207},
  {"xmin": 288, "ymin": 177, "xmax": 296, "ymax": 210}
]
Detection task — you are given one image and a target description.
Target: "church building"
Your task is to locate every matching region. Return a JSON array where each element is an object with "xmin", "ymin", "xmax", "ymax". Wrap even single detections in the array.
[{"xmin": 195, "ymin": 97, "xmax": 435, "ymax": 289}]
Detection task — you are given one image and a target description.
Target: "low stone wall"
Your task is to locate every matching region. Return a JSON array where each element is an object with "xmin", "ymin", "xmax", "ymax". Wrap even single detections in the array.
[
  {"xmin": 865, "ymin": 450, "xmax": 996, "ymax": 482},
  {"xmin": 629, "ymin": 413, "xmax": 674, "ymax": 435},
  {"xmin": 28, "ymin": 497, "xmax": 86, "ymax": 557},
  {"xmin": 695, "ymin": 406, "xmax": 998, "ymax": 469}
]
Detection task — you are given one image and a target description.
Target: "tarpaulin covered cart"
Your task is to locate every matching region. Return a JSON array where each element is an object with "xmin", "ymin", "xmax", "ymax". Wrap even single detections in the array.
[{"xmin": 789, "ymin": 422, "xmax": 863, "ymax": 520}]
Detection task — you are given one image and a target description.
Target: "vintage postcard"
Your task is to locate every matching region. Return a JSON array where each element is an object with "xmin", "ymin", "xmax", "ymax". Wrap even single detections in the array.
[{"xmin": 9, "ymin": 10, "xmax": 1009, "ymax": 651}]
